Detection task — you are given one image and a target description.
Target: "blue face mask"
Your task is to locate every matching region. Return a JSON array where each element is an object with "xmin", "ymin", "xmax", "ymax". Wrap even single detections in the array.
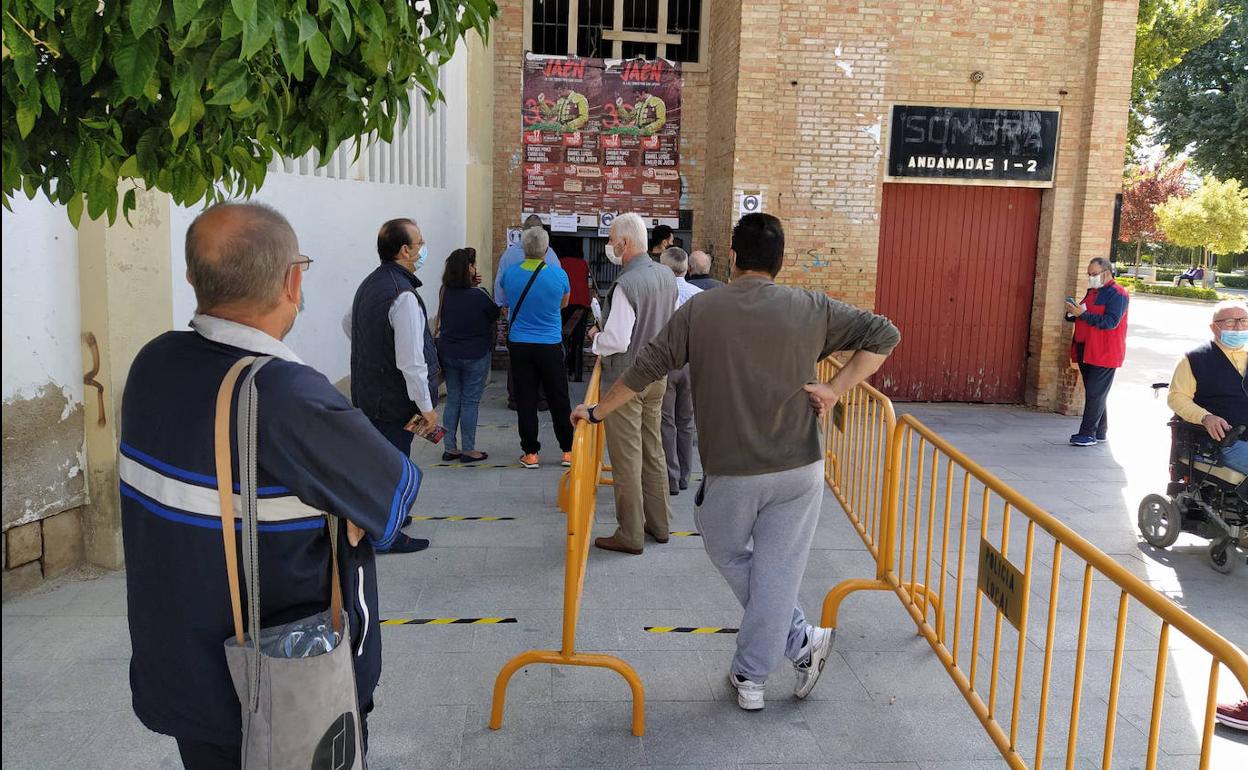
[
  {"xmin": 1222, "ymin": 329, "xmax": 1248, "ymax": 349},
  {"xmin": 414, "ymin": 243, "xmax": 428, "ymax": 272}
]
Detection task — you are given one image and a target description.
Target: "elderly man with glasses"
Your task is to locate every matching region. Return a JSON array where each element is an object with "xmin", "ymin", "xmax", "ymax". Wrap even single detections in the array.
[
  {"xmin": 1065, "ymin": 258, "xmax": 1130, "ymax": 446},
  {"xmin": 1168, "ymin": 301, "xmax": 1248, "ymax": 473}
]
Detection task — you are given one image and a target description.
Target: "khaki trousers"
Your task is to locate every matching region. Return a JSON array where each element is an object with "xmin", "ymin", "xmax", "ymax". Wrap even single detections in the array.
[{"xmin": 604, "ymin": 378, "xmax": 671, "ymax": 550}]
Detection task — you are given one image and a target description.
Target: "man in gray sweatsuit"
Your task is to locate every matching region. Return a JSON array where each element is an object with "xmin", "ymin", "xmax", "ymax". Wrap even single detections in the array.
[{"xmin": 573, "ymin": 213, "xmax": 900, "ymax": 710}]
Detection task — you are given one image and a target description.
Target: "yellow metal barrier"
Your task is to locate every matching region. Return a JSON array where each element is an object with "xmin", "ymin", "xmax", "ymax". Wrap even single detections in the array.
[
  {"xmin": 821, "ymin": 409, "xmax": 1248, "ymax": 769},
  {"xmin": 489, "ymin": 364, "xmax": 645, "ymax": 736}
]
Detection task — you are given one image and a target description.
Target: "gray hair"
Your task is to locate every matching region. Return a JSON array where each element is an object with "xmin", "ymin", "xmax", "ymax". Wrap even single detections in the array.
[
  {"xmin": 1088, "ymin": 257, "xmax": 1113, "ymax": 274},
  {"xmin": 186, "ymin": 202, "xmax": 297, "ymax": 312},
  {"xmin": 689, "ymin": 250, "xmax": 712, "ymax": 274},
  {"xmin": 660, "ymin": 246, "xmax": 690, "ymax": 276},
  {"xmin": 611, "ymin": 212, "xmax": 647, "ymax": 258},
  {"xmin": 1213, "ymin": 299, "xmax": 1248, "ymax": 320},
  {"xmin": 522, "ymin": 225, "xmax": 549, "ymax": 259}
]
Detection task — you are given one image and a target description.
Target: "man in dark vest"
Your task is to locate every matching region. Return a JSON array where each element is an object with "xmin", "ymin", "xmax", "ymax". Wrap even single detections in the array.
[
  {"xmin": 1168, "ymin": 300, "xmax": 1248, "ymax": 473},
  {"xmin": 348, "ymin": 217, "xmax": 440, "ymax": 553}
]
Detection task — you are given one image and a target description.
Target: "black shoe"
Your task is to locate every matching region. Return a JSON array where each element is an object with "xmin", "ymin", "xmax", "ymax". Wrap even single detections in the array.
[
  {"xmin": 378, "ymin": 533, "xmax": 430, "ymax": 554},
  {"xmin": 460, "ymin": 451, "xmax": 488, "ymax": 463},
  {"xmin": 669, "ymin": 488, "xmax": 679, "ymax": 496},
  {"xmin": 679, "ymin": 479, "xmax": 689, "ymax": 490},
  {"xmin": 402, "ymin": 515, "xmax": 413, "ymax": 528},
  {"xmin": 442, "ymin": 451, "xmax": 462, "ymax": 462},
  {"xmin": 507, "ymin": 401, "xmax": 517, "ymax": 411}
]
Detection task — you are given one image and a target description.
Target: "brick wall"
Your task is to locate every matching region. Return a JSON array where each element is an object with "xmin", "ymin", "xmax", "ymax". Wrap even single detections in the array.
[{"xmin": 489, "ymin": 0, "xmax": 1138, "ymax": 410}]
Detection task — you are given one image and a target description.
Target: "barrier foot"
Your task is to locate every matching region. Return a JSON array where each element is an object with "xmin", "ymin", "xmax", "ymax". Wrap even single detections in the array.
[
  {"xmin": 821, "ymin": 577, "xmax": 893, "ymax": 630},
  {"xmin": 490, "ymin": 649, "xmax": 646, "ymax": 736}
]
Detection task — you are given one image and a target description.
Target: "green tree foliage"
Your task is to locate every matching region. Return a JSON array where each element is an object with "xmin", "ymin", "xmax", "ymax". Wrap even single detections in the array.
[
  {"xmin": 1, "ymin": 0, "xmax": 498, "ymax": 225},
  {"xmin": 1128, "ymin": 0, "xmax": 1225, "ymax": 150},
  {"xmin": 1155, "ymin": 177, "xmax": 1248, "ymax": 263},
  {"xmin": 1152, "ymin": 1, "xmax": 1247, "ymax": 182}
]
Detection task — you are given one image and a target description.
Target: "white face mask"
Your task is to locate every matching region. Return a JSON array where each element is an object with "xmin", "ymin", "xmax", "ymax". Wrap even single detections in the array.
[
  {"xmin": 605, "ymin": 243, "xmax": 622, "ymax": 265},
  {"xmin": 1087, "ymin": 273, "xmax": 1104, "ymax": 289}
]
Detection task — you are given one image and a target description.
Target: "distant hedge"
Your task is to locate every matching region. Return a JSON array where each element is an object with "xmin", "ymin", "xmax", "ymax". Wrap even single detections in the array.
[{"xmin": 1221, "ymin": 275, "xmax": 1248, "ymax": 289}]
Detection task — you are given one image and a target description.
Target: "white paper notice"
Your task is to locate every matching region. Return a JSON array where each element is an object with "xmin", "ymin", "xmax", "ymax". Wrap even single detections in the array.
[{"xmin": 551, "ymin": 214, "xmax": 579, "ymax": 233}]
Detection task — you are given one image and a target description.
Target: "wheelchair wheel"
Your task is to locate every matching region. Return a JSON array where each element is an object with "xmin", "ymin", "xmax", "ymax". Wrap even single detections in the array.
[
  {"xmin": 1208, "ymin": 538, "xmax": 1239, "ymax": 575},
  {"xmin": 1138, "ymin": 494, "xmax": 1182, "ymax": 548}
]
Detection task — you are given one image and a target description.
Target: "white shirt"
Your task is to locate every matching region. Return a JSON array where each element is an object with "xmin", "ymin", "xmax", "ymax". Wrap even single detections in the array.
[
  {"xmin": 341, "ymin": 292, "xmax": 433, "ymax": 412},
  {"xmin": 674, "ymin": 275, "xmax": 702, "ymax": 310},
  {"xmin": 591, "ymin": 287, "xmax": 635, "ymax": 357},
  {"xmin": 191, "ymin": 314, "xmax": 304, "ymax": 364}
]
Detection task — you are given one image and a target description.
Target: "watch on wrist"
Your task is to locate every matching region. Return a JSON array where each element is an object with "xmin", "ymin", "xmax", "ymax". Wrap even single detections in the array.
[{"xmin": 587, "ymin": 404, "xmax": 603, "ymax": 424}]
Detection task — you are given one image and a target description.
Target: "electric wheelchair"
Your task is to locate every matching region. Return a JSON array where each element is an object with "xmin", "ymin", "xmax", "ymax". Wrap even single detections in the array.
[{"xmin": 1137, "ymin": 384, "xmax": 1248, "ymax": 574}]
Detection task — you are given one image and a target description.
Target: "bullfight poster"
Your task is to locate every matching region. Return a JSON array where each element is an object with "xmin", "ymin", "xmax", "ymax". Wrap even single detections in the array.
[{"xmin": 521, "ymin": 53, "xmax": 682, "ymax": 223}]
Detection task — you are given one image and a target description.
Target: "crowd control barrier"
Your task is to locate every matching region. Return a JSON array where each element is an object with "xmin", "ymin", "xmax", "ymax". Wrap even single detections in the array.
[
  {"xmin": 819, "ymin": 363, "xmax": 1248, "ymax": 769},
  {"xmin": 490, "ymin": 364, "xmax": 645, "ymax": 736}
]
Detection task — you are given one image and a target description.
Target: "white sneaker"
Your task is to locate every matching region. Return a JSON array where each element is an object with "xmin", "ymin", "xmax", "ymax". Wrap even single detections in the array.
[
  {"xmin": 793, "ymin": 626, "xmax": 835, "ymax": 699},
  {"xmin": 730, "ymin": 673, "xmax": 765, "ymax": 711}
]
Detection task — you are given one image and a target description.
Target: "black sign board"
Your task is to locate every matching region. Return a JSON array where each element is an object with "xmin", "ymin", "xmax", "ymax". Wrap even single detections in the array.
[{"xmin": 887, "ymin": 105, "xmax": 1059, "ymax": 184}]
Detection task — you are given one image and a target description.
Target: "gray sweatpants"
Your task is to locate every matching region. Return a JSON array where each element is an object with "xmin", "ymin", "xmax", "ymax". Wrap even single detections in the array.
[{"xmin": 693, "ymin": 460, "xmax": 824, "ymax": 683}]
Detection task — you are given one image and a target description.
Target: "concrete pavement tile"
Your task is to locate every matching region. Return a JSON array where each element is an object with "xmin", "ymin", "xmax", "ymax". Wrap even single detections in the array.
[
  {"xmin": 365, "ymin": 704, "xmax": 469, "ymax": 770},
  {"xmin": 1, "ymin": 615, "xmax": 131, "ymax": 661},
  {"xmin": 1, "ymin": 711, "xmax": 102, "ymax": 770},
  {"xmin": 414, "ymin": 574, "xmax": 563, "ymax": 614},
  {"xmin": 0, "ymin": 577, "xmax": 86, "ymax": 617},
  {"xmin": 552, "ymin": 649, "xmax": 712, "ymax": 703},
  {"xmin": 31, "ymin": 658, "xmax": 131, "ymax": 712},
  {"xmin": 54, "ymin": 576, "xmax": 129, "ymax": 617},
  {"xmin": 0, "ymin": 660, "xmax": 59, "ymax": 711},
  {"xmin": 580, "ymin": 573, "xmax": 692, "ymax": 611},
  {"xmin": 378, "ymin": 650, "xmax": 551, "ymax": 709},
  {"xmin": 802, "ymin": 693, "xmax": 1003, "ymax": 763},
  {"xmin": 461, "ymin": 701, "xmax": 644, "ymax": 767},
  {"xmin": 840, "ymin": 647, "xmax": 963, "ymax": 703},
  {"xmin": 61, "ymin": 709, "xmax": 181, "ymax": 769},
  {"xmin": 377, "ymin": 545, "xmax": 488, "ymax": 577},
  {"xmin": 483, "ymin": 545, "xmax": 570, "ymax": 575},
  {"xmin": 641, "ymin": 699, "xmax": 823, "ymax": 766}
]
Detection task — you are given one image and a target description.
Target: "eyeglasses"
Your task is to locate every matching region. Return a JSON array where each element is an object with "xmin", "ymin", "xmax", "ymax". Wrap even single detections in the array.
[
  {"xmin": 290, "ymin": 256, "xmax": 314, "ymax": 272},
  {"xmin": 1215, "ymin": 317, "xmax": 1248, "ymax": 329}
]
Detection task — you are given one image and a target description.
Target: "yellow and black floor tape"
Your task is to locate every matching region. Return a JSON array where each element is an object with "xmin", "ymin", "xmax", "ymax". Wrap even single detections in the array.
[
  {"xmin": 670, "ymin": 531, "xmax": 701, "ymax": 537},
  {"xmin": 381, "ymin": 617, "xmax": 518, "ymax": 626},
  {"xmin": 409, "ymin": 515, "xmax": 515, "ymax": 522},
  {"xmin": 644, "ymin": 626, "xmax": 738, "ymax": 634},
  {"xmin": 432, "ymin": 463, "xmax": 523, "ymax": 469}
]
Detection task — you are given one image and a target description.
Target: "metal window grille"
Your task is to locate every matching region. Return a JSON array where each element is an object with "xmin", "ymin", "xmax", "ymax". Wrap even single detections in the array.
[
  {"xmin": 532, "ymin": 0, "xmax": 571, "ymax": 55},
  {"xmin": 530, "ymin": 0, "xmax": 703, "ymax": 63}
]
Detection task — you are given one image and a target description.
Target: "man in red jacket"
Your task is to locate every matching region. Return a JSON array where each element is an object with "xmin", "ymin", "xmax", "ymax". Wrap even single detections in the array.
[{"xmin": 1065, "ymin": 257, "xmax": 1130, "ymax": 446}]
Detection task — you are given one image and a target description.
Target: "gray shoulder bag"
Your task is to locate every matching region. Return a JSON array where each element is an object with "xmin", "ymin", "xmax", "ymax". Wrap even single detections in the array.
[{"xmin": 214, "ymin": 356, "xmax": 366, "ymax": 770}]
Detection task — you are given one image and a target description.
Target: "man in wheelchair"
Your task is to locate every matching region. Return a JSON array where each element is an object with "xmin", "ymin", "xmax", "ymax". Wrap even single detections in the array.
[{"xmin": 1140, "ymin": 301, "xmax": 1248, "ymax": 574}]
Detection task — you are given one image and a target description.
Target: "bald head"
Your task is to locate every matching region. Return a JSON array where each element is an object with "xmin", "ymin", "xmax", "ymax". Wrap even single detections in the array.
[
  {"xmin": 186, "ymin": 202, "xmax": 298, "ymax": 313},
  {"xmin": 689, "ymin": 250, "xmax": 712, "ymax": 275}
]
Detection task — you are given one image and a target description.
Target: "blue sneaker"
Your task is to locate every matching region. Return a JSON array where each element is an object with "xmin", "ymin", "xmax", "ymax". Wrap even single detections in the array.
[{"xmin": 1069, "ymin": 434, "xmax": 1097, "ymax": 447}]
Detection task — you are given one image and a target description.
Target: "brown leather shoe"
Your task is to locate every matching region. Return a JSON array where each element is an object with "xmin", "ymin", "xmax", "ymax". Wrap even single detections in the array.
[
  {"xmin": 594, "ymin": 535, "xmax": 642, "ymax": 555},
  {"xmin": 645, "ymin": 528, "xmax": 670, "ymax": 544}
]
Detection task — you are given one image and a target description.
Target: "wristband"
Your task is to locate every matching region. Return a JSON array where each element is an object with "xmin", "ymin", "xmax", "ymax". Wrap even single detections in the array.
[{"xmin": 587, "ymin": 404, "xmax": 604, "ymax": 424}]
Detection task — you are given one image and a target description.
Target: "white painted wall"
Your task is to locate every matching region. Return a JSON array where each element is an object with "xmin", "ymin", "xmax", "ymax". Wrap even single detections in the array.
[
  {"xmin": 170, "ymin": 52, "xmax": 470, "ymax": 384},
  {"xmin": 1, "ymin": 196, "xmax": 85, "ymax": 405}
]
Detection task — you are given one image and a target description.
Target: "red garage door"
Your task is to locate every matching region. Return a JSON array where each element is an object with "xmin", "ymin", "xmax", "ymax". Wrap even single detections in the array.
[{"xmin": 873, "ymin": 183, "xmax": 1041, "ymax": 402}]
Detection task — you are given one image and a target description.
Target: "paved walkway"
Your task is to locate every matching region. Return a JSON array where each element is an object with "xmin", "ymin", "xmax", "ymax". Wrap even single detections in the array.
[{"xmin": 3, "ymin": 295, "xmax": 1246, "ymax": 768}]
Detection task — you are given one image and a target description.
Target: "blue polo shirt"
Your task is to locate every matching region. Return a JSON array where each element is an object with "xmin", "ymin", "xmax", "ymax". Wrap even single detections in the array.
[
  {"xmin": 501, "ymin": 259, "xmax": 570, "ymax": 344},
  {"xmin": 120, "ymin": 316, "xmax": 419, "ymax": 744}
]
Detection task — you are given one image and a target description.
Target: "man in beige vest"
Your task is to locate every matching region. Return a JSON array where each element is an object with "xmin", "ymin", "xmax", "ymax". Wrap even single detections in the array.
[{"xmin": 587, "ymin": 213, "xmax": 678, "ymax": 554}]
